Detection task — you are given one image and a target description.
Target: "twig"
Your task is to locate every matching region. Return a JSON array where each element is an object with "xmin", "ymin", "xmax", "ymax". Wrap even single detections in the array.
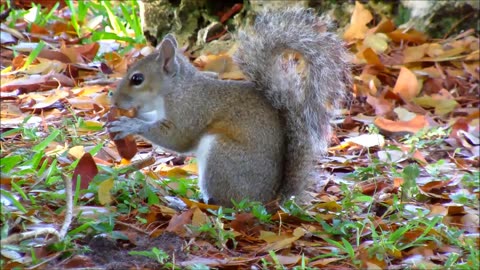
[
  {"xmin": 0, "ymin": 228, "xmax": 60, "ymax": 245},
  {"xmin": 1, "ymin": 174, "xmax": 74, "ymax": 245},
  {"xmin": 116, "ymin": 220, "xmax": 150, "ymax": 235},
  {"xmin": 443, "ymin": 11, "xmax": 475, "ymax": 39},
  {"xmin": 59, "ymin": 173, "xmax": 73, "ymax": 238},
  {"xmin": 120, "ymin": 155, "xmax": 156, "ymax": 174}
]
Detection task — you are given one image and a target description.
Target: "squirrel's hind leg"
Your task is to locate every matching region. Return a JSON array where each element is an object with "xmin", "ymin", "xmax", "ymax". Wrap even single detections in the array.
[{"xmin": 196, "ymin": 134, "xmax": 281, "ymax": 207}]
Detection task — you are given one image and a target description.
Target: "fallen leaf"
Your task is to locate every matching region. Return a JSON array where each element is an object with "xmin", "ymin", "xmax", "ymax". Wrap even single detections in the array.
[
  {"xmin": 374, "ymin": 115, "xmax": 428, "ymax": 134},
  {"xmin": 363, "ymin": 33, "xmax": 389, "ymax": 53},
  {"xmin": 403, "ymin": 44, "xmax": 428, "ymax": 63},
  {"xmin": 191, "ymin": 207, "xmax": 208, "ymax": 227},
  {"xmin": 72, "ymin": 153, "xmax": 99, "ymax": 190},
  {"xmin": 98, "ymin": 178, "xmax": 114, "ymax": 205},
  {"xmin": 68, "ymin": 145, "xmax": 85, "ymax": 160},
  {"xmin": 181, "ymin": 162, "xmax": 198, "ymax": 175},
  {"xmin": 1, "ymin": 73, "xmax": 75, "ymax": 92},
  {"xmin": 413, "ymin": 94, "xmax": 458, "ymax": 116},
  {"xmin": 393, "ymin": 67, "xmax": 419, "ymax": 101},
  {"xmin": 387, "ymin": 29, "xmax": 427, "ymax": 44},
  {"xmin": 231, "ymin": 213, "xmax": 260, "ymax": 236},
  {"xmin": 362, "ymin": 48, "xmax": 384, "ymax": 67},
  {"xmin": 366, "ymin": 94, "xmax": 393, "ymax": 116},
  {"xmin": 344, "ymin": 134, "xmax": 385, "ymax": 148},
  {"xmin": 343, "ymin": 1, "xmax": 373, "ymax": 41},
  {"xmin": 166, "ymin": 208, "xmax": 194, "ymax": 236},
  {"xmin": 107, "ymin": 107, "xmax": 137, "ymax": 160}
]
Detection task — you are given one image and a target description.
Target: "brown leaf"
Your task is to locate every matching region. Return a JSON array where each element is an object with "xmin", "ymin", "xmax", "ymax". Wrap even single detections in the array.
[
  {"xmin": 231, "ymin": 213, "xmax": 261, "ymax": 236},
  {"xmin": 38, "ymin": 49, "xmax": 72, "ymax": 63},
  {"xmin": 107, "ymin": 107, "xmax": 138, "ymax": 160},
  {"xmin": 446, "ymin": 205, "xmax": 466, "ymax": 216},
  {"xmin": 61, "ymin": 255, "xmax": 96, "ymax": 268},
  {"xmin": 165, "ymin": 208, "xmax": 194, "ymax": 236},
  {"xmin": 420, "ymin": 180, "xmax": 452, "ymax": 193},
  {"xmin": 72, "ymin": 153, "xmax": 99, "ymax": 190},
  {"xmin": 0, "ymin": 73, "xmax": 75, "ymax": 92}
]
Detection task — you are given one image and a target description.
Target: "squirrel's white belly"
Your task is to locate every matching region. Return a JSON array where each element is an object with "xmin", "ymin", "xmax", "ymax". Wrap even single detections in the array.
[{"xmin": 195, "ymin": 134, "xmax": 216, "ymax": 198}]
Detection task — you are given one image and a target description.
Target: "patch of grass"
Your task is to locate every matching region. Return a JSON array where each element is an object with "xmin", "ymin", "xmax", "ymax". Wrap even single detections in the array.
[
  {"xmin": 403, "ymin": 127, "xmax": 449, "ymax": 149},
  {"xmin": 233, "ymin": 200, "xmax": 272, "ymax": 223},
  {"xmin": 23, "ymin": 2, "xmax": 60, "ymax": 27},
  {"xmin": 400, "ymin": 163, "xmax": 420, "ymax": 201},
  {"xmin": 190, "ymin": 217, "xmax": 237, "ymax": 250},
  {"xmin": 346, "ymin": 158, "xmax": 387, "ymax": 181},
  {"xmin": 129, "ymin": 247, "xmax": 170, "ymax": 265},
  {"xmin": 282, "ymin": 199, "xmax": 316, "ymax": 222}
]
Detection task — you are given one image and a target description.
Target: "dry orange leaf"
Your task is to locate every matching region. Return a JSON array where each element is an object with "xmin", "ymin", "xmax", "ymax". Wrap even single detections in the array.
[
  {"xmin": 392, "ymin": 67, "xmax": 419, "ymax": 101},
  {"xmin": 343, "ymin": 1, "xmax": 373, "ymax": 41},
  {"xmin": 374, "ymin": 115, "xmax": 428, "ymax": 134},
  {"xmin": 104, "ymin": 52, "xmax": 129, "ymax": 73},
  {"xmin": 363, "ymin": 48, "xmax": 384, "ymax": 67},
  {"xmin": 387, "ymin": 29, "xmax": 427, "ymax": 44},
  {"xmin": 179, "ymin": 197, "xmax": 220, "ymax": 210},
  {"xmin": 194, "ymin": 54, "xmax": 245, "ymax": 80},
  {"xmin": 372, "ymin": 18, "xmax": 396, "ymax": 34},
  {"xmin": 425, "ymin": 43, "xmax": 444, "ymax": 57}
]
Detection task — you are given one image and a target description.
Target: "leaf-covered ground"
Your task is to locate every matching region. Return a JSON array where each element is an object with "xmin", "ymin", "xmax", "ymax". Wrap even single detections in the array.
[{"xmin": 1, "ymin": 1, "xmax": 478, "ymax": 269}]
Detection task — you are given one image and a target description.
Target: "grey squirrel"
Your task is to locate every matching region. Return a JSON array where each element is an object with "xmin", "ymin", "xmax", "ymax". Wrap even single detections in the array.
[{"xmin": 107, "ymin": 8, "xmax": 350, "ymax": 207}]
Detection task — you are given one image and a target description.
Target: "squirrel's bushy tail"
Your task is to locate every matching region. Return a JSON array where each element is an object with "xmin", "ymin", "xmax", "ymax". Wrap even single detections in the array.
[{"xmin": 234, "ymin": 8, "xmax": 350, "ymax": 199}]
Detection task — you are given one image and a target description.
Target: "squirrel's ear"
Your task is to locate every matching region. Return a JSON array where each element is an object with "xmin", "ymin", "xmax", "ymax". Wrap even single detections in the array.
[
  {"xmin": 155, "ymin": 34, "xmax": 178, "ymax": 51},
  {"xmin": 156, "ymin": 39, "xmax": 177, "ymax": 75},
  {"xmin": 162, "ymin": 34, "xmax": 178, "ymax": 48}
]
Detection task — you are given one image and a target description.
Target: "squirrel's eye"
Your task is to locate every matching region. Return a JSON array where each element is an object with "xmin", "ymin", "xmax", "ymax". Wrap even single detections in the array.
[{"xmin": 130, "ymin": 73, "xmax": 144, "ymax": 86}]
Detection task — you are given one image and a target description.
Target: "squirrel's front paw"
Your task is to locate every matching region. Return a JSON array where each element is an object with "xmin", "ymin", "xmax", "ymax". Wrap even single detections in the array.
[{"xmin": 107, "ymin": 116, "xmax": 141, "ymax": 140}]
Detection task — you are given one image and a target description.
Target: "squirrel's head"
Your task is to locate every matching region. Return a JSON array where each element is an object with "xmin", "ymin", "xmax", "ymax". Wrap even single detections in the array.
[{"xmin": 111, "ymin": 34, "xmax": 196, "ymax": 114}]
